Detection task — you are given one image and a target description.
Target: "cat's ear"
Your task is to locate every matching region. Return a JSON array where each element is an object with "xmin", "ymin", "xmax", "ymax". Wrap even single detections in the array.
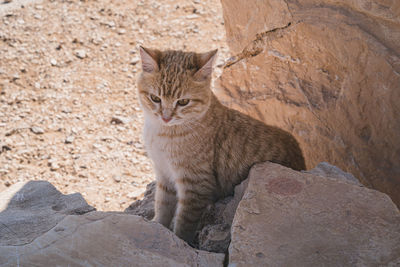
[
  {"xmin": 193, "ymin": 49, "xmax": 218, "ymax": 81},
  {"xmin": 139, "ymin": 46, "xmax": 160, "ymax": 73}
]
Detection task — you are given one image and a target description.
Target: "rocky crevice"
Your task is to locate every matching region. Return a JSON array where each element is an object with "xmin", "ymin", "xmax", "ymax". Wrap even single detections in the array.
[{"xmin": 224, "ymin": 21, "xmax": 295, "ymax": 69}]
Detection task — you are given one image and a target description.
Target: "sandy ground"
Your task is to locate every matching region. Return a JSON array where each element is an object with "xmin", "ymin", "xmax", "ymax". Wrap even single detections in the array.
[{"xmin": 0, "ymin": 0, "xmax": 229, "ymax": 211}]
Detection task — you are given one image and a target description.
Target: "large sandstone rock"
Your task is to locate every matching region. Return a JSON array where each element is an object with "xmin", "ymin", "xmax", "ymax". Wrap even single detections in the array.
[
  {"xmin": 218, "ymin": 0, "xmax": 400, "ymax": 207},
  {"xmin": 229, "ymin": 162, "xmax": 400, "ymax": 266},
  {"xmin": 0, "ymin": 182, "xmax": 225, "ymax": 266}
]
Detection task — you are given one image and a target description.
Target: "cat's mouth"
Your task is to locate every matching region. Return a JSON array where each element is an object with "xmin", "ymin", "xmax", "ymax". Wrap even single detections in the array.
[
  {"xmin": 159, "ymin": 116, "xmax": 176, "ymax": 125},
  {"xmin": 162, "ymin": 117, "xmax": 172, "ymax": 123}
]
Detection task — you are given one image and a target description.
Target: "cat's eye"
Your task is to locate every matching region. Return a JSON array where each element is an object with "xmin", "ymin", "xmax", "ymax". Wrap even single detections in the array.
[
  {"xmin": 150, "ymin": 94, "xmax": 161, "ymax": 103},
  {"xmin": 177, "ymin": 99, "xmax": 190, "ymax": 106}
]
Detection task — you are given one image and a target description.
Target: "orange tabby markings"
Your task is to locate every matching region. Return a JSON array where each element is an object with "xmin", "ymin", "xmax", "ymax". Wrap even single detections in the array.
[{"xmin": 137, "ymin": 46, "xmax": 306, "ymax": 244}]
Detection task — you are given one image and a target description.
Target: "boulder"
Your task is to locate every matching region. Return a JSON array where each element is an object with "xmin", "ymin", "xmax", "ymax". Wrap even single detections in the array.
[
  {"xmin": 125, "ymin": 181, "xmax": 156, "ymax": 220},
  {"xmin": 197, "ymin": 178, "xmax": 248, "ymax": 253},
  {"xmin": 0, "ymin": 181, "xmax": 95, "ymax": 246},
  {"xmin": 306, "ymin": 161, "xmax": 361, "ymax": 185},
  {"xmin": 229, "ymin": 162, "xmax": 400, "ymax": 266},
  {"xmin": 0, "ymin": 182, "xmax": 225, "ymax": 266},
  {"xmin": 218, "ymin": 0, "xmax": 400, "ymax": 207},
  {"xmin": 125, "ymin": 179, "xmax": 249, "ymax": 253}
]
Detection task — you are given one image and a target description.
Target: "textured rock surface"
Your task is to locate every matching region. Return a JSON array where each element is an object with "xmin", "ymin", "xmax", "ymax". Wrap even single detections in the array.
[
  {"xmin": 229, "ymin": 162, "xmax": 400, "ymax": 266},
  {"xmin": 0, "ymin": 181, "xmax": 225, "ymax": 266},
  {"xmin": 197, "ymin": 178, "xmax": 248, "ymax": 253},
  {"xmin": 218, "ymin": 0, "xmax": 400, "ymax": 207},
  {"xmin": 0, "ymin": 181, "xmax": 94, "ymax": 246},
  {"xmin": 307, "ymin": 161, "xmax": 361, "ymax": 185},
  {"xmin": 125, "ymin": 181, "xmax": 156, "ymax": 220},
  {"xmin": 125, "ymin": 179, "xmax": 249, "ymax": 253}
]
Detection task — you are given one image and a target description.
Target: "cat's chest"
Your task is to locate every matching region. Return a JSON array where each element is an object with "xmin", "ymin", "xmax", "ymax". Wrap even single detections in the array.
[
  {"xmin": 143, "ymin": 123, "xmax": 187, "ymax": 172},
  {"xmin": 144, "ymin": 126, "xmax": 182, "ymax": 154}
]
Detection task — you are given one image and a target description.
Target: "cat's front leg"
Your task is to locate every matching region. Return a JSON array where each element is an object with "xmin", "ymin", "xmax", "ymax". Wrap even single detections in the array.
[
  {"xmin": 153, "ymin": 176, "xmax": 177, "ymax": 229},
  {"xmin": 173, "ymin": 177, "xmax": 215, "ymax": 244}
]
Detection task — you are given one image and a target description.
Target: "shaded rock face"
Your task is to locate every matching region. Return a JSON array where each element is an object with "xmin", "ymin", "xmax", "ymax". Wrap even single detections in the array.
[
  {"xmin": 229, "ymin": 162, "xmax": 400, "ymax": 266},
  {"xmin": 218, "ymin": 0, "xmax": 400, "ymax": 207},
  {"xmin": 125, "ymin": 179, "xmax": 249, "ymax": 253},
  {"xmin": 125, "ymin": 181, "xmax": 156, "ymax": 220},
  {"xmin": 0, "ymin": 182, "xmax": 225, "ymax": 266},
  {"xmin": 306, "ymin": 161, "xmax": 361, "ymax": 185},
  {"xmin": 0, "ymin": 181, "xmax": 95, "ymax": 246}
]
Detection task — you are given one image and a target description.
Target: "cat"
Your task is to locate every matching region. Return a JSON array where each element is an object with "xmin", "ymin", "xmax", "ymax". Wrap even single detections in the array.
[{"xmin": 137, "ymin": 46, "xmax": 306, "ymax": 244}]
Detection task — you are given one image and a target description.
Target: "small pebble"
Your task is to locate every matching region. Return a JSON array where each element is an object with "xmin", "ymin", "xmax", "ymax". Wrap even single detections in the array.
[
  {"xmin": 117, "ymin": 28, "xmax": 126, "ymax": 35},
  {"xmin": 186, "ymin": 14, "xmax": 200, "ymax": 19},
  {"xmin": 75, "ymin": 49, "xmax": 87, "ymax": 59},
  {"xmin": 65, "ymin": 136, "xmax": 74, "ymax": 144},
  {"xmin": 130, "ymin": 57, "xmax": 140, "ymax": 65},
  {"xmin": 31, "ymin": 126, "xmax": 44, "ymax": 134},
  {"xmin": 111, "ymin": 116, "xmax": 130, "ymax": 125},
  {"xmin": 1, "ymin": 145, "xmax": 11, "ymax": 152},
  {"xmin": 50, "ymin": 162, "xmax": 60, "ymax": 171},
  {"xmin": 113, "ymin": 175, "xmax": 121, "ymax": 183}
]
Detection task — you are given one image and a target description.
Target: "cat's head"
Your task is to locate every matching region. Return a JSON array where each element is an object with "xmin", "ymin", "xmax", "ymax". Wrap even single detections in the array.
[{"xmin": 137, "ymin": 46, "xmax": 217, "ymax": 126}]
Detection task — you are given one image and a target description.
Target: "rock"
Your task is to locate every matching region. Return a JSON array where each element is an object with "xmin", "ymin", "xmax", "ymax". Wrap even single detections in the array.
[
  {"xmin": 112, "ymin": 174, "xmax": 121, "ymax": 183},
  {"xmin": 0, "ymin": 181, "xmax": 95, "ymax": 246},
  {"xmin": 229, "ymin": 162, "xmax": 400, "ymax": 266},
  {"xmin": 220, "ymin": 0, "xmax": 291, "ymax": 55},
  {"xmin": 30, "ymin": 126, "xmax": 44, "ymax": 134},
  {"xmin": 117, "ymin": 28, "xmax": 126, "ymax": 35},
  {"xmin": 49, "ymin": 161, "xmax": 60, "ymax": 171},
  {"xmin": 125, "ymin": 181, "xmax": 155, "ymax": 220},
  {"xmin": 130, "ymin": 56, "xmax": 140, "ymax": 65},
  {"xmin": 1, "ymin": 145, "xmax": 11, "ymax": 153},
  {"xmin": 50, "ymin": 58, "xmax": 57, "ymax": 66},
  {"xmin": 307, "ymin": 162, "xmax": 360, "ymax": 185},
  {"xmin": 186, "ymin": 14, "xmax": 200, "ymax": 19},
  {"xmin": 125, "ymin": 179, "xmax": 250, "ymax": 253},
  {"xmin": 198, "ymin": 223, "xmax": 231, "ymax": 253},
  {"xmin": 110, "ymin": 116, "xmax": 130, "ymax": 125},
  {"xmin": 74, "ymin": 49, "xmax": 87, "ymax": 59},
  {"xmin": 218, "ymin": 0, "xmax": 400, "ymax": 207},
  {"xmin": 197, "ymin": 178, "xmax": 249, "ymax": 253},
  {"xmin": 65, "ymin": 135, "xmax": 74, "ymax": 144},
  {"xmin": 0, "ymin": 182, "xmax": 224, "ymax": 266}
]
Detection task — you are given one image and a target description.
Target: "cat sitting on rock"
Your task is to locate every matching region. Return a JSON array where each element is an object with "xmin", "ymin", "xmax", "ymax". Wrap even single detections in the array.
[{"xmin": 137, "ymin": 46, "xmax": 305, "ymax": 244}]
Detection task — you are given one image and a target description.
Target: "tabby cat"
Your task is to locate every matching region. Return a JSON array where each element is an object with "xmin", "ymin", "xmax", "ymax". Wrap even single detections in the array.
[{"xmin": 137, "ymin": 46, "xmax": 305, "ymax": 244}]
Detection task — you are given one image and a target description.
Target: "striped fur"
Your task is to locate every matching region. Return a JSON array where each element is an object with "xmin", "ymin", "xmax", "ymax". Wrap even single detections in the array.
[{"xmin": 137, "ymin": 47, "xmax": 306, "ymax": 244}]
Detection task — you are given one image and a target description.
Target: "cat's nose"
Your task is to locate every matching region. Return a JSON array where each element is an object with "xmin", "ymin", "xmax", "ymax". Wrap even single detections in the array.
[{"xmin": 162, "ymin": 116, "xmax": 172, "ymax": 123}]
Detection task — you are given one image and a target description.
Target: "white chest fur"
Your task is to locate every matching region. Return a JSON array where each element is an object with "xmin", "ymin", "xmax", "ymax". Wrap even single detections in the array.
[{"xmin": 143, "ymin": 118, "xmax": 177, "ymax": 181}]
